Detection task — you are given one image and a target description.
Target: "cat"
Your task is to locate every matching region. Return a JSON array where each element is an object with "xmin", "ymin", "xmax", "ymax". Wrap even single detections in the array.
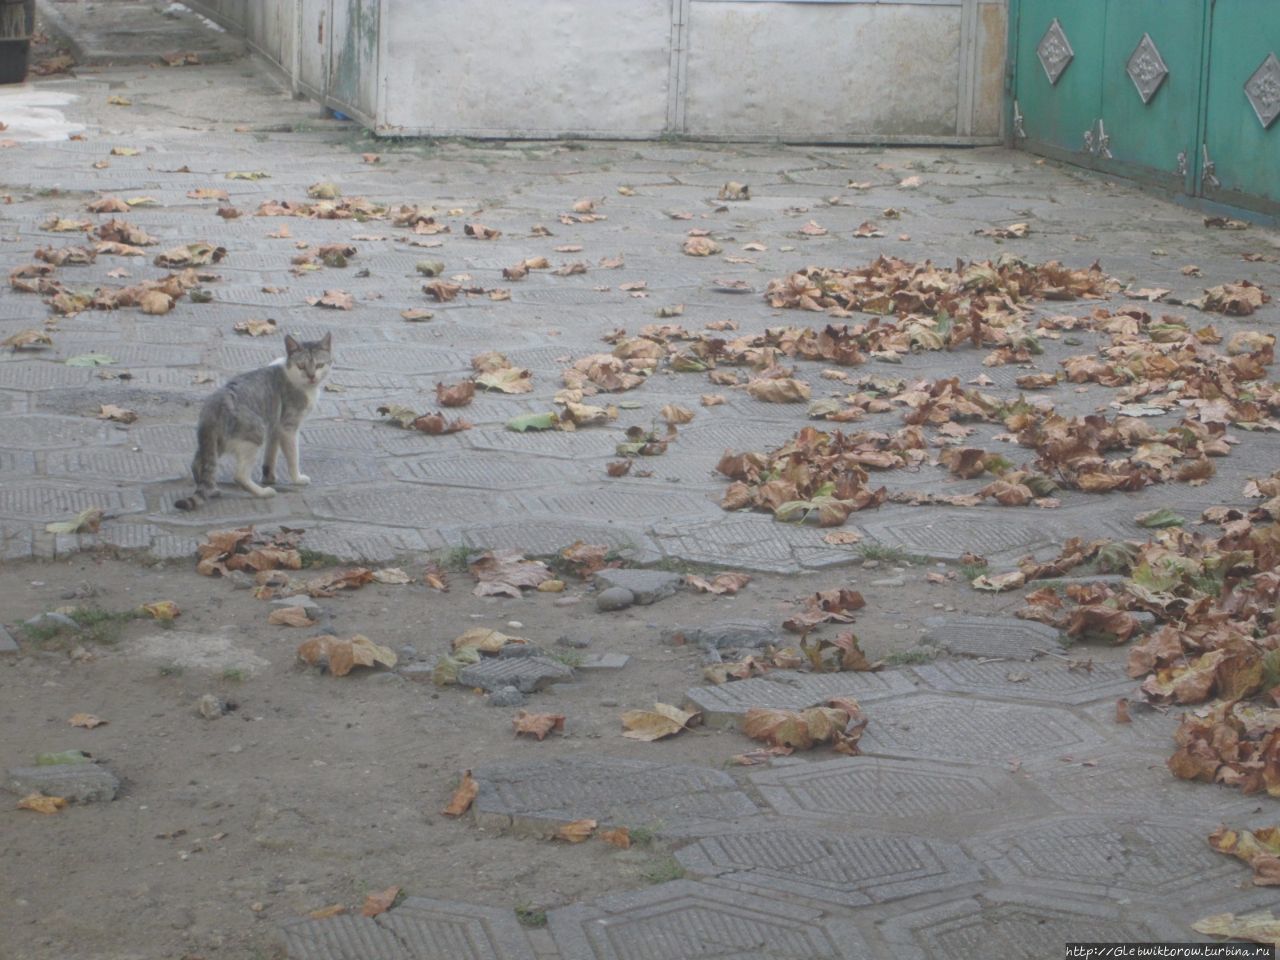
[{"xmin": 174, "ymin": 333, "xmax": 332, "ymax": 510}]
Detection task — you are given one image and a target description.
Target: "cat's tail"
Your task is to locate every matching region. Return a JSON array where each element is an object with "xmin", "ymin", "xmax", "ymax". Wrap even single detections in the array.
[{"xmin": 174, "ymin": 420, "xmax": 220, "ymax": 511}]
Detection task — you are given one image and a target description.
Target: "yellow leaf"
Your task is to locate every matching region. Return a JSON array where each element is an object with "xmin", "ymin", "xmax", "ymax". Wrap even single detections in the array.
[
  {"xmin": 97, "ymin": 403, "xmax": 137, "ymax": 423},
  {"xmin": 556, "ymin": 819, "xmax": 597, "ymax": 843},
  {"xmin": 141, "ymin": 601, "xmax": 180, "ymax": 620},
  {"xmin": 512, "ymin": 710, "xmax": 566, "ymax": 741},
  {"xmin": 68, "ymin": 713, "xmax": 107, "ymax": 729},
  {"xmin": 599, "ymin": 827, "xmax": 631, "ymax": 849},
  {"xmin": 296, "ymin": 635, "xmax": 396, "ymax": 677},
  {"xmin": 451, "ymin": 628, "xmax": 527, "ymax": 654},
  {"xmin": 18, "ymin": 793, "xmax": 67, "ymax": 814},
  {"xmin": 1193, "ymin": 911, "xmax": 1280, "ymax": 946},
  {"xmin": 660, "ymin": 404, "xmax": 695, "ymax": 425},
  {"xmin": 620, "ymin": 703, "xmax": 700, "ymax": 741}
]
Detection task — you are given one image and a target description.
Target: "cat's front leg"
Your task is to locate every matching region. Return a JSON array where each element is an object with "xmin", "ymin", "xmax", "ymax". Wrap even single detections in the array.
[{"xmin": 282, "ymin": 430, "xmax": 310, "ymax": 485}]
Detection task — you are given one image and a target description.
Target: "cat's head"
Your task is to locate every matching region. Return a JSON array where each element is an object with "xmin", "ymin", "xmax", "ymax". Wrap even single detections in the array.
[{"xmin": 284, "ymin": 332, "xmax": 333, "ymax": 388}]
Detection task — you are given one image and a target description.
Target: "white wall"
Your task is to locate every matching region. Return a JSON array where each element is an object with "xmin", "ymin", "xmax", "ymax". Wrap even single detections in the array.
[{"xmin": 187, "ymin": 0, "xmax": 1008, "ymax": 143}]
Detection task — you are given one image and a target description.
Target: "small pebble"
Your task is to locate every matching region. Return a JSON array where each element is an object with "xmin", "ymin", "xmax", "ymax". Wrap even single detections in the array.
[
  {"xmin": 596, "ymin": 586, "xmax": 635, "ymax": 612},
  {"xmin": 557, "ymin": 635, "xmax": 591, "ymax": 648},
  {"xmin": 487, "ymin": 685, "xmax": 526, "ymax": 708},
  {"xmin": 507, "ymin": 621, "xmax": 523, "ymax": 629},
  {"xmin": 932, "ymin": 602, "xmax": 944, "ymax": 609},
  {"xmin": 862, "ymin": 560, "xmax": 880, "ymax": 569}
]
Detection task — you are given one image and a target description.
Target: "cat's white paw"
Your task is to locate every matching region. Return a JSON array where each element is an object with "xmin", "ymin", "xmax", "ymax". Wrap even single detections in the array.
[
  {"xmin": 255, "ymin": 486, "xmax": 278, "ymax": 498},
  {"xmin": 291, "ymin": 474, "xmax": 311, "ymax": 486}
]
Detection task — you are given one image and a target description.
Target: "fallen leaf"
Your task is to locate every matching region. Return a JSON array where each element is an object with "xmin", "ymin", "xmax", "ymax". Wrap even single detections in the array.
[
  {"xmin": 141, "ymin": 600, "xmax": 180, "ymax": 620},
  {"xmin": 621, "ymin": 703, "xmax": 700, "ymax": 741},
  {"xmin": 306, "ymin": 289, "xmax": 355, "ymax": 310},
  {"xmin": 464, "ymin": 223, "xmax": 501, "ymax": 240},
  {"xmin": 556, "ymin": 819, "xmax": 597, "ymax": 843},
  {"xmin": 96, "ymin": 403, "xmax": 137, "ymax": 424},
  {"xmin": 599, "ymin": 827, "xmax": 631, "ymax": 849},
  {"xmin": 2, "ymin": 329, "xmax": 53, "ymax": 351},
  {"xmin": 296, "ymin": 634, "xmax": 397, "ymax": 677},
  {"xmin": 1193, "ymin": 911, "xmax": 1280, "ymax": 946},
  {"xmin": 361, "ymin": 886, "xmax": 400, "ymax": 918},
  {"xmin": 68, "ymin": 713, "xmax": 107, "ymax": 729},
  {"xmin": 45, "ymin": 507, "xmax": 104, "ymax": 535},
  {"xmin": 308, "ymin": 904, "xmax": 347, "ymax": 920},
  {"xmin": 17, "ymin": 794, "xmax": 67, "ymax": 815},
  {"xmin": 660, "ymin": 404, "xmax": 695, "ymax": 425},
  {"xmin": 226, "ymin": 170, "xmax": 269, "ymax": 180},
  {"xmin": 682, "ymin": 236, "xmax": 721, "ymax": 257},
  {"xmin": 442, "ymin": 773, "xmax": 478, "ymax": 819},
  {"xmin": 267, "ymin": 606, "xmax": 317, "ymax": 627},
  {"xmin": 685, "ymin": 572, "xmax": 751, "ymax": 595},
  {"xmin": 746, "ymin": 378, "xmax": 810, "ymax": 403},
  {"xmin": 512, "ymin": 710, "xmax": 566, "ymax": 741},
  {"xmin": 233, "ymin": 318, "xmax": 277, "ymax": 337}
]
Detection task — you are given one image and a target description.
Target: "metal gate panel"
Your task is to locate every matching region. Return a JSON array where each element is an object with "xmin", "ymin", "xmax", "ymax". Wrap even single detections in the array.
[
  {"xmin": 1094, "ymin": 1, "xmax": 1205, "ymax": 192},
  {"xmin": 1012, "ymin": 1, "xmax": 1105, "ymax": 162},
  {"xmin": 1202, "ymin": 0, "xmax": 1280, "ymax": 214},
  {"xmin": 326, "ymin": 0, "xmax": 378, "ymax": 124}
]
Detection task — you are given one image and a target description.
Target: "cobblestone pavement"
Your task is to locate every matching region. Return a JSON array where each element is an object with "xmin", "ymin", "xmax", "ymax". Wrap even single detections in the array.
[{"xmin": 2, "ymin": 32, "xmax": 1280, "ymax": 959}]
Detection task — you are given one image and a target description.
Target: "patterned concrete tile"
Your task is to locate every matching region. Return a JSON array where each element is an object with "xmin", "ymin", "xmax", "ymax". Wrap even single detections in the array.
[
  {"xmin": 305, "ymin": 486, "xmax": 503, "ymax": 528},
  {"xmin": 43, "ymin": 448, "xmax": 189, "ymax": 483},
  {"xmin": 970, "ymin": 814, "xmax": 1254, "ymax": 906},
  {"xmin": 0, "ymin": 450, "xmax": 37, "ymax": 477},
  {"xmin": 878, "ymin": 891, "xmax": 1167, "ymax": 960},
  {"xmin": 0, "ymin": 361, "xmax": 97, "ymax": 391},
  {"xmin": 921, "ymin": 614, "xmax": 1065, "ymax": 661},
  {"xmin": 651, "ymin": 514, "xmax": 863, "ymax": 574},
  {"xmin": 548, "ymin": 880, "xmax": 868, "ymax": 960},
  {"xmin": 465, "ymin": 425, "xmax": 618, "ymax": 460},
  {"xmin": 0, "ymin": 414, "xmax": 121, "ymax": 450},
  {"xmin": 471, "ymin": 756, "xmax": 758, "ymax": 838},
  {"xmin": 686, "ymin": 670, "xmax": 918, "ymax": 723},
  {"xmin": 533, "ymin": 487, "xmax": 719, "ymax": 523},
  {"xmin": 911, "ymin": 657, "xmax": 1136, "ymax": 706},
  {"xmin": 858, "ymin": 693, "xmax": 1105, "ymax": 764},
  {"xmin": 279, "ymin": 896, "xmax": 536, "ymax": 960},
  {"xmin": 751, "ymin": 756, "xmax": 1049, "ymax": 836},
  {"xmin": 339, "ymin": 344, "xmax": 469, "ymax": 374},
  {"xmin": 858, "ymin": 508, "xmax": 1063, "ymax": 562},
  {"xmin": 0, "ymin": 481, "xmax": 147, "ymax": 522},
  {"xmin": 389, "ymin": 453, "xmax": 580, "ymax": 490},
  {"xmin": 295, "ymin": 522, "xmax": 446, "ymax": 563},
  {"xmin": 676, "ymin": 827, "xmax": 983, "ymax": 907}
]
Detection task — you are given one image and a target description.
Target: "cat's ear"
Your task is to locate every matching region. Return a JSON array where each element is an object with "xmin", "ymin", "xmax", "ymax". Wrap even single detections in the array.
[
  {"xmin": 319, "ymin": 331, "xmax": 332, "ymax": 351},
  {"xmin": 284, "ymin": 334, "xmax": 301, "ymax": 355}
]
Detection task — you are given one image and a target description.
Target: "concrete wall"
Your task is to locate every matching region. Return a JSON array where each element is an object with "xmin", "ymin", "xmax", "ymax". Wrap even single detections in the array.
[{"xmin": 186, "ymin": 0, "xmax": 1007, "ymax": 143}]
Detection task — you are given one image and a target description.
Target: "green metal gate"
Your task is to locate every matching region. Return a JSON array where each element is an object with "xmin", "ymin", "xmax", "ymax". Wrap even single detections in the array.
[{"xmin": 1010, "ymin": 0, "xmax": 1280, "ymax": 217}]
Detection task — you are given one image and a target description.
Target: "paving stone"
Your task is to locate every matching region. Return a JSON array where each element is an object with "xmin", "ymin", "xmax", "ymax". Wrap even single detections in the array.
[
  {"xmin": 922, "ymin": 615, "xmax": 1065, "ymax": 661},
  {"xmin": 278, "ymin": 896, "xmax": 536, "ymax": 960},
  {"xmin": 878, "ymin": 890, "xmax": 1167, "ymax": 960},
  {"xmin": 676, "ymin": 826, "xmax": 982, "ymax": 908},
  {"xmin": 0, "ymin": 362, "xmax": 96, "ymax": 391},
  {"xmin": 339, "ymin": 344, "xmax": 468, "ymax": 374},
  {"xmin": 0, "ymin": 450, "xmax": 36, "ymax": 477},
  {"xmin": 465, "ymin": 426, "xmax": 616, "ymax": 460},
  {"xmin": 536, "ymin": 488, "xmax": 718, "ymax": 525},
  {"xmin": 389, "ymin": 454, "xmax": 573, "ymax": 489},
  {"xmin": 0, "ymin": 624, "xmax": 18, "ymax": 654},
  {"xmin": 971, "ymin": 814, "xmax": 1253, "ymax": 905},
  {"xmin": 0, "ymin": 482, "xmax": 147, "ymax": 522},
  {"xmin": 594, "ymin": 569, "xmax": 684, "ymax": 605},
  {"xmin": 579, "ymin": 653, "xmax": 630, "ymax": 671},
  {"xmin": 1022, "ymin": 750, "xmax": 1263, "ymax": 818},
  {"xmin": 289, "ymin": 523, "xmax": 443, "ymax": 564},
  {"xmin": 548, "ymin": 880, "xmax": 867, "ymax": 960},
  {"xmin": 5, "ymin": 764, "xmax": 119, "ymax": 803},
  {"xmin": 858, "ymin": 693, "xmax": 1105, "ymax": 763},
  {"xmin": 457, "ymin": 656, "xmax": 575, "ymax": 693},
  {"xmin": 911, "ymin": 657, "xmax": 1136, "ymax": 706},
  {"xmin": 651, "ymin": 515, "xmax": 860, "ymax": 574},
  {"xmin": 858, "ymin": 509, "xmax": 1060, "ymax": 562},
  {"xmin": 662, "ymin": 619, "xmax": 782, "ymax": 650},
  {"xmin": 43, "ymin": 449, "xmax": 189, "ymax": 483},
  {"xmin": 751, "ymin": 756, "xmax": 1048, "ymax": 835},
  {"xmin": 472, "ymin": 756, "xmax": 758, "ymax": 837},
  {"xmin": 305, "ymin": 487, "xmax": 502, "ymax": 528},
  {"xmin": 0, "ymin": 415, "xmax": 117, "ymax": 450},
  {"xmin": 686, "ymin": 670, "xmax": 918, "ymax": 723},
  {"xmin": 595, "ymin": 587, "xmax": 634, "ymax": 612}
]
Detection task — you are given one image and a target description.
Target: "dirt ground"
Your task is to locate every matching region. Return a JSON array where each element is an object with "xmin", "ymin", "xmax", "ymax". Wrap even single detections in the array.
[{"xmin": 0, "ymin": 546, "xmax": 991, "ymax": 960}]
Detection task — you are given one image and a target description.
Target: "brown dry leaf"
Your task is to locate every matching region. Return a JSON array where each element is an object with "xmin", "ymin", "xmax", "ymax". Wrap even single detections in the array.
[
  {"xmin": 556, "ymin": 819, "xmax": 597, "ymax": 843},
  {"xmin": 187, "ymin": 187, "xmax": 229, "ymax": 201},
  {"xmin": 139, "ymin": 290, "xmax": 174, "ymax": 315},
  {"xmin": 267, "ymin": 606, "xmax": 317, "ymax": 627},
  {"xmin": 683, "ymin": 236, "xmax": 721, "ymax": 257},
  {"xmin": 1209, "ymin": 825, "xmax": 1280, "ymax": 887},
  {"xmin": 475, "ymin": 365, "xmax": 533, "ymax": 394},
  {"xmin": 747, "ymin": 378, "xmax": 811, "ymax": 403},
  {"xmin": 423, "ymin": 562, "xmax": 449, "ymax": 591},
  {"xmin": 660, "ymin": 404, "xmax": 695, "ymax": 425},
  {"xmin": 141, "ymin": 600, "xmax": 180, "ymax": 620},
  {"xmin": 361, "ymin": 153, "xmax": 381, "ymax": 164},
  {"xmin": 621, "ymin": 702, "xmax": 701, "ymax": 741},
  {"xmin": 469, "ymin": 549, "xmax": 553, "ymax": 597},
  {"xmin": 436, "ymin": 380, "xmax": 476, "ymax": 407},
  {"xmin": 97, "ymin": 403, "xmax": 137, "ymax": 424},
  {"xmin": 361, "ymin": 886, "xmax": 400, "ymax": 918},
  {"xmin": 88, "ymin": 195, "xmax": 130, "ymax": 213},
  {"xmin": 1115, "ymin": 698, "xmax": 1132, "ymax": 724},
  {"xmin": 560, "ymin": 541, "xmax": 611, "ymax": 577},
  {"xmin": 599, "ymin": 827, "xmax": 631, "ymax": 849},
  {"xmin": 17, "ymin": 793, "xmax": 68, "ymax": 815},
  {"xmin": 512, "ymin": 710, "xmax": 566, "ymax": 741},
  {"xmin": 464, "ymin": 223, "xmax": 501, "ymax": 240},
  {"xmin": 234, "ymin": 318, "xmax": 278, "ymax": 337},
  {"xmin": 401, "ymin": 308, "xmax": 433, "ymax": 322},
  {"xmin": 152, "ymin": 242, "xmax": 224, "ymax": 267},
  {"xmin": 606, "ymin": 460, "xmax": 632, "ymax": 477},
  {"xmin": 822, "ymin": 530, "xmax": 863, "ymax": 545},
  {"xmin": 1192, "ymin": 912, "xmax": 1280, "ymax": 946},
  {"xmin": 700, "ymin": 394, "xmax": 726, "ymax": 407},
  {"xmin": 308, "ymin": 904, "xmax": 347, "ymax": 920},
  {"xmin": 442, "ymin": 771, "xmax": 478, "ymax": 817},
  {"xmin": 3, "ymin": 329, "xmax": 54, "ymax": 351},
  {"xmin": 306, "ymin": 289, "xmax": 355, "ymax": 310},
  {"xmin": 799, "ymin": 221, "xmax": 828, "ymax": 237},
  {"xmin": 296, "ymin": 634, "xmax": 397, "ymax": 677},
  {"xmin": 685, "ymin": 572, "xmax": 751, "ymax": 595},
  {"xmin": 68, "ymin": 713, "xmax": 107, "ymax": 729}
]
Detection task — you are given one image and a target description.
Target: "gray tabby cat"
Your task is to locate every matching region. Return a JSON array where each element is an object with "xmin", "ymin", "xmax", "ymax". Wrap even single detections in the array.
[{"xmin": 175, "ymin": 333, "xmax": 332, "ymax": 510}]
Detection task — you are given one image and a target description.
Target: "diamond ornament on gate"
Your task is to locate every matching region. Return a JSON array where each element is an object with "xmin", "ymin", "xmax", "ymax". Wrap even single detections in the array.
[
  {"xmin": 1037, "ymin": 19, "xmax": 1074, "ymax": 86},
  {"xmin": 1245, "ymin": 52, "xmax": 1280, "ymax": 128},
  {"xmin": 1126, "ymin": 33, "xmax": 1169, "ymax": 104}
]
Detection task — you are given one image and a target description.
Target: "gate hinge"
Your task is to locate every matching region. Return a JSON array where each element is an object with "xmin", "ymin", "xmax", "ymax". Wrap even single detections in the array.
[
  {"xmin": 1012, "ymin": 100, "xmax": 1026, "ymax": 140},
  {"xmin": 1176, "ymin": 150, "xmax": 1188, "ymax": 177},
  {"xmin": 1082, "ymin": 119, "xmax": 1112, "ymax": 158}
]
